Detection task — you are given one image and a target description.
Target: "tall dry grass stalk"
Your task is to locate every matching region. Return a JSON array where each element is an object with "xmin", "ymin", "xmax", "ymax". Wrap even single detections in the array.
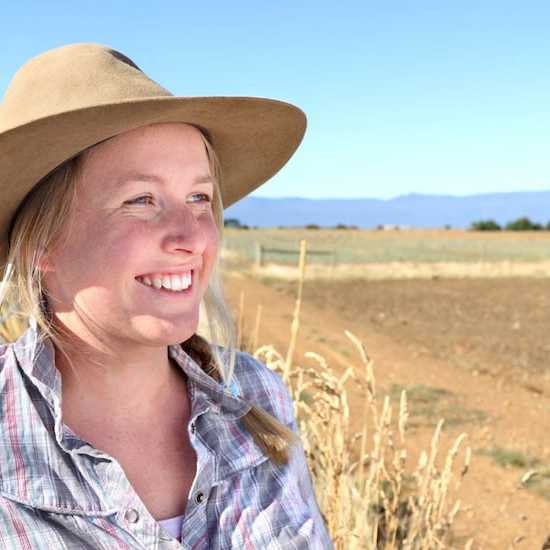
[
  {"xmin": 236, "ymin": 289, "xmax": 245, "ymax": 349},
  {"xmin": 284, "ymin": 239, "xmax": 307, "ymax": 382},
  {"xmin": 252, "ymin": 239, "xmax": 474, "ymax": 549},
  {"xmin": 252, "ymin": 303, "xmax": 262, "ymax": 352}
]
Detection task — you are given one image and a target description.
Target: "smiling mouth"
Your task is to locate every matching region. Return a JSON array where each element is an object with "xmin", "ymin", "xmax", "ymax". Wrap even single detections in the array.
[{"xmin": 135, "ymin": 270, "xmax": 194, "ymax": 293}]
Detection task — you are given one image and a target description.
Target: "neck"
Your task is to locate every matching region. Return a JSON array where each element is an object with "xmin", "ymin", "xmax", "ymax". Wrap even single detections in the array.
[{"xmin": 49, "ymin": 317, "xmax": 189, "ymax": 426}]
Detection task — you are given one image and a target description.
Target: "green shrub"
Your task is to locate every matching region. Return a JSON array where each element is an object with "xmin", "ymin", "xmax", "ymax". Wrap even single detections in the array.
[
  {"xmin": 505, "ymin": 217, "xmax": 543, "ymax": 231},
  {"xmin": 469, "ymin": 219, "xmax": 501, "ymax": 231}
]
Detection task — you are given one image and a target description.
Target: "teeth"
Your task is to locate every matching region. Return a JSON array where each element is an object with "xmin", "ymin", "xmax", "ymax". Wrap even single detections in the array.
[
  {"xmin": 171, "ymin": 274, "xmax": 182, "ymax": 291},
  {"xmin": 183, "ymin": 272, "xmax": 191, "ymax": 289},
  {"xmin": 162, "ymin": 275, "xmax": 172, "ymax": 290},
  {"xmin": 137, "ymin": 272, "xmax": 192, "ymax": 292}
]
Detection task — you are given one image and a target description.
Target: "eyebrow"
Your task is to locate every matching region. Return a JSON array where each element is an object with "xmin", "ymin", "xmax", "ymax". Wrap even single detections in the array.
[{"xmin": 116, "ymin": 172, "xmax": 215, "ymax": 187}]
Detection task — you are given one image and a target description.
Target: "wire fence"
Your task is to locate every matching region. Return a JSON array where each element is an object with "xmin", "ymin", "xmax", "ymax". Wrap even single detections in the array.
[{"xmin": 222, "ymin": 229, "xmax": 550, "ymax": 266}]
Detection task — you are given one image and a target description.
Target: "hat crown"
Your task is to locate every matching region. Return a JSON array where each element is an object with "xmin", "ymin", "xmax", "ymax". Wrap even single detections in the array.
[{"xmin": 0, "ymin": 43, "xmax": 172, "ymax": 131}]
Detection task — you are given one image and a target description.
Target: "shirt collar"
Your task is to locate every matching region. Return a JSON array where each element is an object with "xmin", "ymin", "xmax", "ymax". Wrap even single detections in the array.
[
  {"xmin": 11, "ymin": 317, "xmax": 62, "ymax": 411},
  {"xmin": 12, "ymin": 320, "xmax": 251, "ymax": 420},
  {"xmin": 167, "ymin": 343, "xmax": 250, "ymax": 419}
]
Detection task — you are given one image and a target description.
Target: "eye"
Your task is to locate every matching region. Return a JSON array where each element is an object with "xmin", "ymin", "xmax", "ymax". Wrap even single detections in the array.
[
  {"xmin": 125, "ymin": 194, "xmax": 154, "ymax": 206},
  {"xmin": 188, "ymin": 193, "xmax": 212, "ymax": 204}
]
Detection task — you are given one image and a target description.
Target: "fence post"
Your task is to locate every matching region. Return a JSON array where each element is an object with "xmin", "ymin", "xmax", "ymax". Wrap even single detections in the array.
[{"xmin": 254, "ymin": 241, "xmax": 263, "ymax": 268}]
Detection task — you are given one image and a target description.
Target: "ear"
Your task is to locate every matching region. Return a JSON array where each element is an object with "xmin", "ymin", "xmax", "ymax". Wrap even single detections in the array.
[{"xmin": 36, "ymin": 247, "xmax": 54, "ymax": 273}]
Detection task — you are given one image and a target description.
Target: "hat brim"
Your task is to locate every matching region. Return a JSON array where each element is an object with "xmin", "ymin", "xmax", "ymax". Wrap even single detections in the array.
[{"xmin": 0, "ymin": 95, "xmax": 306, "ymax": 264}]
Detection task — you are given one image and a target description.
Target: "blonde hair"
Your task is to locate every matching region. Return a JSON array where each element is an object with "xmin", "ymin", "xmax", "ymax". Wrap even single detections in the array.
[{"xmin": 0, "ymin": 124, "xmax": 298, "ymax": 464}]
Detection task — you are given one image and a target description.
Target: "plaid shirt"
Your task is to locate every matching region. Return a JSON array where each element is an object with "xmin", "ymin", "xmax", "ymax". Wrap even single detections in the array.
[{"xmin": 0, "ymin": 324, "xmax": 333, "ymax": 549}]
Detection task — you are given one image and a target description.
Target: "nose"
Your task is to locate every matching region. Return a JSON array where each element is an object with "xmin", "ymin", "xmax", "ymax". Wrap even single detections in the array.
[{"xmin": 160, "ymin": 204, "xmax": 209, "ymax": 256}]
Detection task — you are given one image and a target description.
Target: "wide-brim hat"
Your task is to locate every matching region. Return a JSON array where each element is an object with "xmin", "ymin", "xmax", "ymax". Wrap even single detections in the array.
[{"xmin": 0, "ymin": 42, "xmax": 307, "ymax": 268}]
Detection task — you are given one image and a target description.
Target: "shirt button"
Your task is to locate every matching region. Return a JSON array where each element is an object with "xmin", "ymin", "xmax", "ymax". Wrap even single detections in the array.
[
  {"xmin": 194, "ymin": 491, "xmax": 206, "ymax": 504},
  {"xmin": 124, "ymin": 508, "xmax": 140, "ymax": 523},
  {"xmin": 190, "ymin": 422, "xmax": 196, "ymax": 434}
]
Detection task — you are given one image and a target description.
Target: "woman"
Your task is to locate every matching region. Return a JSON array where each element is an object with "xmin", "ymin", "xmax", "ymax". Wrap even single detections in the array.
[{"xmin": 0, "ymin": 43, "xmax": 333, "ymax": 548}]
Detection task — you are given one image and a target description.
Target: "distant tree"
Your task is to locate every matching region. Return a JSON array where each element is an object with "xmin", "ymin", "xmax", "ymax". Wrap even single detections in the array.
[
  {"xmin": 546, "ymin": 221, "xmax": 550, "ymax": 231},
  {"xmin": 334, "ymin": 223, "xmax": 359, "ymax": 230},
  {"xmin": 224, "ymin": 218, "xmax": 242, "ymax": 228},
  {"xmin": 470, "ymin": 220, "xmax": 501, "ymax": 231},
  {"xmin": 505, "ymin": 217, "xmax": 542, "ymax": 231},
  {"xmin": 223, "ymin": 218, "xmax": 251, "ymax": 229},
  {"xmin": 305, "ymin": 223, "xmax": 320, "ymax": 230},
  {"xmin": 444, "ymin": 224, "xmax": 452, "ymax": 230}
]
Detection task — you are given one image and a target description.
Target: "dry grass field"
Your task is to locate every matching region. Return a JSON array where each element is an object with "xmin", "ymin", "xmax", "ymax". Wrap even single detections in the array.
[{"xmin": 221, "ymin": 229, "xmax": 550, "ymax": 549}]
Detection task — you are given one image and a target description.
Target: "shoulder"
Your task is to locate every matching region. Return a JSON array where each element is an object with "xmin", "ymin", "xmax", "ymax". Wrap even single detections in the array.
[{"xmin": 217, "ymin": 347, "xmax": 295, "ymax": 427}]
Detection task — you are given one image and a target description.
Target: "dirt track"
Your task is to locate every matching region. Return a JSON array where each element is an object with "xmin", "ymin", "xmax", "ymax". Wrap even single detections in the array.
[{"xmin": 222, "ymin": 270, "xmax": 550, "ymax": 550}]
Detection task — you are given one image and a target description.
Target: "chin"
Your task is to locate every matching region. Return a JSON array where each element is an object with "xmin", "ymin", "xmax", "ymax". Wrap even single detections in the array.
[{"xmin": 131, "ymin": 314, "xmax": 199, "ymax": 345}]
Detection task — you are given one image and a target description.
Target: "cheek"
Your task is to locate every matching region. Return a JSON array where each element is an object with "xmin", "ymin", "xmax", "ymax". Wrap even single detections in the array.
[
  {"xmin": 204, "ymin": 220, "xmax": 220, "ymax": 258},
  {"xmin": 98, "ymin": 226, "xmax": 147, "ymax": 268},
  {"xmin": 60, "ymin": 221, "xmax": 133, "ymax": 278}
]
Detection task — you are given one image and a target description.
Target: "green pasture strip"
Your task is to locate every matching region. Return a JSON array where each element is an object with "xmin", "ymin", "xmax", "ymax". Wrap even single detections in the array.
[{"xmin": 222, "ymin": 229, "xmax": 550, "ymax": 264}]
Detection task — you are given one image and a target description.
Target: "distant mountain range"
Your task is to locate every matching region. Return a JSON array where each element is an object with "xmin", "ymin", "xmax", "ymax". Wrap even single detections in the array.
[{"xmin": 224, "ymin": 191, "xmax": 550, "ymax": 229}]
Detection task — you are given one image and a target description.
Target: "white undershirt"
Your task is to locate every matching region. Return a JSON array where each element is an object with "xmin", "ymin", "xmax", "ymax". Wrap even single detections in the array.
[{"xmin": 158, "ymin": 513, "xmax": 184, "ymax": 541}]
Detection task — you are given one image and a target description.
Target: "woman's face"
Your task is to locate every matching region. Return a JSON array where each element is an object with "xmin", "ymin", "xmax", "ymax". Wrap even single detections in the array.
[{"xmin": 42, "ymin": 122, "xmax": 219, "ymax": 347}]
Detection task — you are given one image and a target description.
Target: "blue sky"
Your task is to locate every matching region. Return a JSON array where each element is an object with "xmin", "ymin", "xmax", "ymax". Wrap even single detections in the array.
[{"xmin": 2, "ymin": 1, "xmax": 550, "ymax": 200}]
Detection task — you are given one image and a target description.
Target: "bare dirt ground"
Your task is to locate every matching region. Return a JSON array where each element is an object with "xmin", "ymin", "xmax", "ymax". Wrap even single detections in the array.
[{"xmin": 221, "ymin": 269, "xmax": 550, "ymax": 550}]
